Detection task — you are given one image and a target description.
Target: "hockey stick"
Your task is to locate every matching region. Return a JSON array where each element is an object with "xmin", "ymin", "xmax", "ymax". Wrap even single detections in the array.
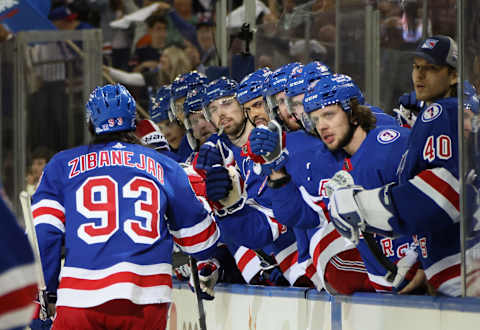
[
  {"xmin": 362, "ymin": 232, "xmax": 397, "ymax": 282},
  {"xmin": 189, "ymin": 256, "xmax": 207, "ymax": 330},
  {"xmin": 19, "ymin": 191, "xmax": 49, "ymax": 321}
]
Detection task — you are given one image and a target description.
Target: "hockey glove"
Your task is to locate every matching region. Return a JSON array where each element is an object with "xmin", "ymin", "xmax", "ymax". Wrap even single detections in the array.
[
  {"xmin": 195, "ymin": 140, "xmax": 235, "ymax": 171},
  {"xmin": 205, "ymin": 166, "xmax": 246, "ymax": 217},
  {"xmin": 324, "ymin": 170, "xmax": 355, "ymax": 199},
  {"xmin": 249, "ymin": 124, "xmax": 281, "ymax": 156},
  {"xmin": 391, "ymin": 246, "xmax": 421, "ymax": 292},
  {"xmin": 205, "ymin": 166, "xmax": 232, "ymax": 202},
  {"xmin": 174, "ymin": 264, "xmax": 191, "ymax": 282},
  {"xmin": 329, "ymin": 184, "xmax": 397, "ymax": 245},
  {"xmin": 195, "ymin": 141, "xmax": 223, "ymax": 171},
  {"xmin": 393, "ymin": 92, "xmax": 422, "ymax": 128},
  {"xmin": 189, "ymin": 259, "xmax": 221, "ymax": 300}
]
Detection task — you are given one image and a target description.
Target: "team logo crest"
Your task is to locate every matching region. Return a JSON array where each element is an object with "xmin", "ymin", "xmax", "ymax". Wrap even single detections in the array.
[
  {"xmin": 377, "ymin": 129, "xmax": 400, "ymax": 144},
  {"xmin": 421, "ymin": 103, "xmax": 443, "ymax": 122},
  {"xmin": 421, "ymin": 38, "xmax": 439, "ymax": 49}
]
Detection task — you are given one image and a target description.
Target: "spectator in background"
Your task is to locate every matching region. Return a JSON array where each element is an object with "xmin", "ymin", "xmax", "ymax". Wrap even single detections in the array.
[
  {"xmin": 105, "ymin": 44, "xmax": 192, "ymax": 106},
  {"xmin": 132, "ymin": 15, "xmax": 168, "ymax": 72},
  {"xmin": 25, "ymin": 146, "xmax": 54, "ymax": 196},
  {"xmin": 196, "ymin": 18, "xmax": 218, "ymax": 67}
]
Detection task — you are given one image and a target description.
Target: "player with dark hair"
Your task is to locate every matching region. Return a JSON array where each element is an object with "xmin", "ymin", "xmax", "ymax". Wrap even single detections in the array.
[
  {"xmin": 31, "ymin": 84, "xmax": 220, "ymax": 328},
  {"xmin": 328, "ymin": 35, "xmax": 463, "ymax": 296}
]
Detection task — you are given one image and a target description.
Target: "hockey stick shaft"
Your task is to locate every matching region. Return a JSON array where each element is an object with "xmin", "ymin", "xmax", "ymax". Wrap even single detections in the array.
[
  {"xmin": 189, "ymin": 256, "xmax": 207, "ymax": 330},
  {"xmin": 19, "ymin": 191, "xmax": 49, "ymax": 320},
  {"xmin": 362, "ymin": 232, "xmax": 398, "ymax": 282}
]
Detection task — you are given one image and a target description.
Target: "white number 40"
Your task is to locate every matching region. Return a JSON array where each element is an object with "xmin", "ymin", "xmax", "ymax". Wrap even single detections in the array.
[{"xmin": 423, "ymin": 135, "xmax": 452, "ymax": 162}]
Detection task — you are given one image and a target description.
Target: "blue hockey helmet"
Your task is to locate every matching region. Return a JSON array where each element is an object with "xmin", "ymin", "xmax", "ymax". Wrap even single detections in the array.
[
  {"xmin": 236, "ymin": 67, "xmax": 271, "ymax": 105},
  {"xmin": 263, "ymin": 62, "xmax": 302, "ymax": 119},
  {"xmin": 303, "ymin": 74, "xmax": 363, "ymax": 115},
  {"xmin": 203, "ymin": 77, "xmax": 239, "ymax": 123},
  {"xmin": 170, "ymin": 71, "xmax": 208, "ymax": 122},
  {"xmin": 184, "ymin": 84, "xmax": 208, "ymax": 128},
  {"xmin": 150, "ymin": 85, "xmax": 172, "ymax": 123},
  {"xmin": 86, "ymin": 84, "xmax": 136, "ymax": 135},
  {"xmin": 464, "ymin": 80, "xmax": 479, "ymax": 114}
]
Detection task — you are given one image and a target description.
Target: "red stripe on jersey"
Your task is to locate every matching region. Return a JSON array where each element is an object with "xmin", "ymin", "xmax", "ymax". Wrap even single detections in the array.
[
  {"xmin": 33, "ymin": 207, "xmax": 66, "ymax": 224},
  {"xmin": 313, "ymin": 229, "xmax": 341, "ymax": 266},
  {"xmin": 270, "ymin": 217, "xmax": 287, "ymax": 235},
  {"xmin": 237, "ymin": 249, "xmax": 257, "ymax": 272},
  {"xmin": 173, "ymin": 221, "xmax": 217, "ymax": 247},
  {"xmin": 428, "ymin": 264, "xmax": 460, "ymax": 290},
  {"xmin": 305, "ymin": 263, "xmax": 317, "ymax": 279},
  {"xmin": 0, "ymin": 283, "xmax": 37, "ymax": 315},
  {"xmin": 369, "ymin": 281, "xmax": 392, "ymax": 292},
  {"xmin": 313, "ymin": 200, "xmax": 331, "ymax": 222},
  {"xmin": 59, "ymin": 272, "xmax": 172, "ymax": 290},
  {"xmin": 279, "ymin": 251, "xmax": 298, "ymax": 273},
  {"xmin": 418, "ymin": 170, "xmax": 459, "ymax": 211}
]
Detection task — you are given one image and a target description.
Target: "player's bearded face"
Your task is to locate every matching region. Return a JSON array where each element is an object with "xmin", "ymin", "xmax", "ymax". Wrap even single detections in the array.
[
  {"xmin": 243, "ymin": 97, "xmax": 269, "ymax": 127},
  {"xmin": 412, "ymin": 57, "xmax": 458, "ymax": 104},
  {"xmin": 275, "ymin": 92, "xmax": 300, "ymax": 131},
  {"xmin": 208, "ymin": 96, "xmax": 245, "ymax": 136},
  {"xmin": 310, "ymin": 104, "xmax": 353, "ymax": 151}
]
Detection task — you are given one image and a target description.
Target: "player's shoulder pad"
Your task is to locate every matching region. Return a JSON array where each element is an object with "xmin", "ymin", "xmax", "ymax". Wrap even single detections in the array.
[{"xmin": 374, "ymin": 126, "xmax": 408, "ymax": 145}]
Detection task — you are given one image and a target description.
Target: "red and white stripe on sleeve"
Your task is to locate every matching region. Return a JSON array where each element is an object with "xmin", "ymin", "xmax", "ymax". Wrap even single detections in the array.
[
  {"xmin": 424, "ymin": 253, "xmax": 461, "ymax": 297},
  {"xmin": 309, "ymin": 222, "xmax": 355, "ymax": 291},
  {"xmin": 247, "ymin": 201, "xmax": 286, "ymax": 241},
  {"xmin": 233, "ymin": 246, "xmax": 262, "ymax": 284},
  {"xmin": 170, "ymin": 214, "xmax": 220, "ymax": 255},
  {"xmin": 56, "ymin": 262, "xmax": 173, "ymax": 308},
  {"xmin": 0, "ymin": 263, "xmax": 38, "ymax": 328},
  {"xmin": 32, "ymin": 199, "xmax": 66, "ymax": 232},
  {"xmin": 410, "ymin": 168, "xmax": 459, "ymax": 222},
  {"xmin": 274, "ymin": 242, "xmax": 303, "ymax": 286}
]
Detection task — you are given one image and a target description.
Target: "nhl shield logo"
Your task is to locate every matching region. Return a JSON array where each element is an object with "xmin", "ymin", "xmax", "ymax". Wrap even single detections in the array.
[
  {"xmin": 421, "ymin": 103, "xmax": 443, "ymax": 122},
  {"xmin": 377, "ymin": 129, "xmax": 400, "ymax": 144}
]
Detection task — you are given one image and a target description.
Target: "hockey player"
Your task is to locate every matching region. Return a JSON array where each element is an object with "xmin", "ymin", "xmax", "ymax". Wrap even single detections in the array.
[
  {"xmin": 198, "ymin": 74, "xmax": 312, "ymax": 287},
  {"xmin": 183, "ymin": 84, "xmax": 217, "ymax": 153},
  {"xmin": 32, "ymin": 84, "xmax": 220, "ymax": 329},
  {"xmin": 168, "ymin": 71, "xmax": 208, "ymax": 161},
  {"xmin": 327, "ymin": 35, "xmax": 463, "ymax": 296},
  {"xmin": 303, "ymin": 74, "xmax": 423, "ymax": 293},
  {"xmin": 0, "ymin": 189, "xmax": 38, "ymax": 329},
  {"xmin": 149, "ymin": 85, "xmax": 185, "ymax": 158}
]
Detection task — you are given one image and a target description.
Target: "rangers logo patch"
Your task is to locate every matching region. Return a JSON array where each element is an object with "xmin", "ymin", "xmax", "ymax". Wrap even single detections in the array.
[
  {"xmin": 377, "ymin": 129, "xmax": 400, "ymax": 144},
  {"xmin": 421, "ymin": 38, "xmax": 438, "ymax": 49},
  {"xmin": 421, "ymin": 103, "xmax": 442, "ymax": 122}
]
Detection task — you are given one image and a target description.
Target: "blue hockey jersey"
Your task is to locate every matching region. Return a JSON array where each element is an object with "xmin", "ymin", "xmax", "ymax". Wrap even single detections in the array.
[
  {"xmin": 389, "ymin": 98, "xmax": 461, "ymax": 296},
  {"xmin": 32, "ymin": 141, "xmax": 220, "ymax": 308},
  {"xmin": 0, "ymin": 192, "xmax": 37, "ymax": 329},
  {"xmin": 340, "ymin": 126, "xmax": 416, "ymax": 291}
]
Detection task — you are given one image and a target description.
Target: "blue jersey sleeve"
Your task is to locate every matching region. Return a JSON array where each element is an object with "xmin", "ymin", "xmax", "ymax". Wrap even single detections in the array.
[{"xmin": 166, "ymin": 163, "xmax": 220, "ymax": 260}]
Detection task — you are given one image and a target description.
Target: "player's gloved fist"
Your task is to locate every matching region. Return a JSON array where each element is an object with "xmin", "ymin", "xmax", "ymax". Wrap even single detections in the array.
[
  {"xmin": 252, "ymin": 149, "xmax": 289, "ymax": 177},
  {"xmin": 325, "ymin": 170, "xmax": 355, "ymax": 199},
  {"xmin": 189, "ymin": 259, "xmax": 221, "ymax": 300},
  {"xmin": 394, "ymin": 91, "xmax": 422, "ymax": 128},
  {"xmin": 249, "ymin": 126, "xmax": 279, "ymax": 156},
  {"xmin": 173, "ymin": 264, "xmax": 191, "ymax": 281},
  {"xmin": 195, "ymin": 141, "xmax": 223, "ymax": 171},
  {"xmin": 205, "ymin": 166, "xmax": 232, "ymax": 201},
  {"xmin": 391, "ymin": 247, "xmax": 420, "ymax": 292},
  {"xmin": 328, "ymin": 186, "xmax": 366, "ymax": 245},
  {"xmin": 398, "ymin": 91, "xmax": 423, "ymax": 111}
]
